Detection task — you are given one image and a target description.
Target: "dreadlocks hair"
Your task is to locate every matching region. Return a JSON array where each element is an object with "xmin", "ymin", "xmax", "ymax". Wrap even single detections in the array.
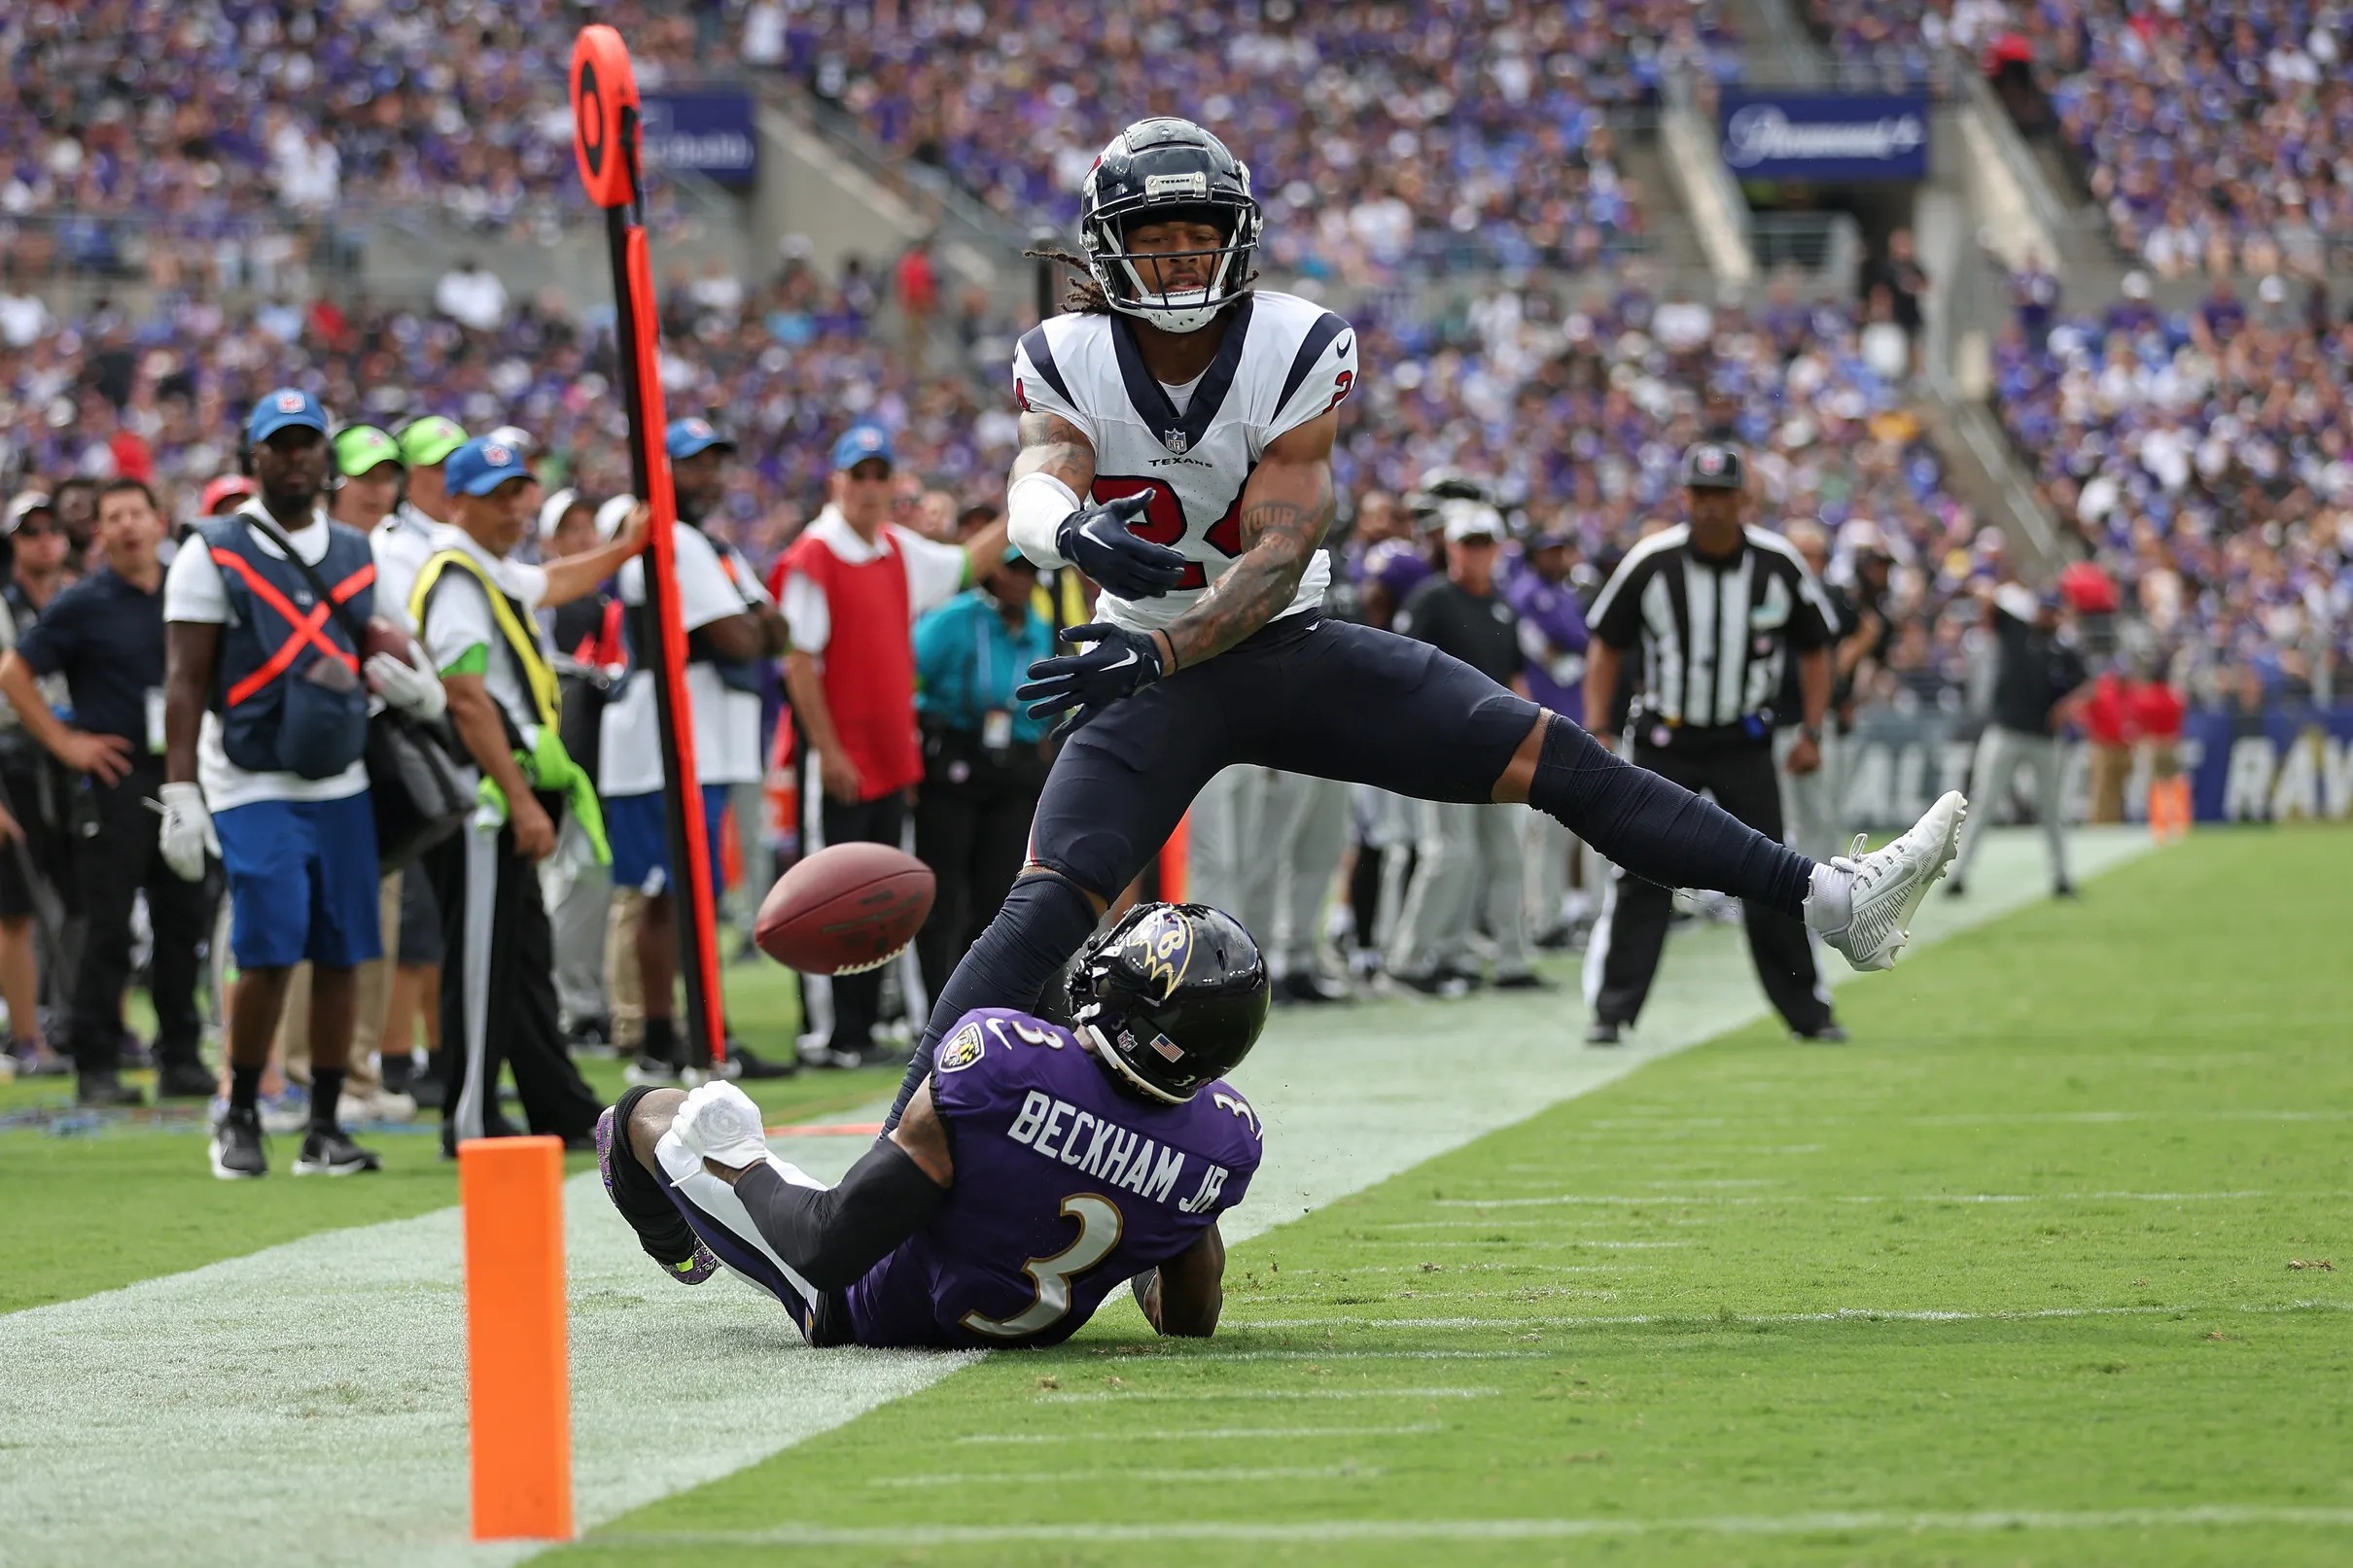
[{"xmin": 1023, "ymin": 246, "xmax": 1259, "ymax": 319}]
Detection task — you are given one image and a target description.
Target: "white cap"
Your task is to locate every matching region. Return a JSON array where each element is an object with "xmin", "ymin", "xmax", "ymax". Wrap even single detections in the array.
[
  {"xmin": 594, "ymin": 493, "xmax": 638, "ymax": 541},
  {"xmin": 1441, "ymin": 500, "xmax": 1504, "ymax": 543},
  {"xmin": 536, "ymin": 487, "xmax": 579, "ymax": 539},
  {"xmin": 2123, "ymin": 270, "xmax": 2151, "ymax": 298}
]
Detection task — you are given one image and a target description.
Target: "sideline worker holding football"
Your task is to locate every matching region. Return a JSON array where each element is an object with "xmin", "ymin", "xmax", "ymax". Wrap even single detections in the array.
[
  {"xmin": 597, "ymin": 902, "xmax": 1265, "ymax": 1347},
  {"xmin": 880, "ymin": 119, "xmax": 1963, "ymax": 1130},
  {"xmin": 1580, "ymin": 441, "xmax": 1846, "ymax": 1045}
]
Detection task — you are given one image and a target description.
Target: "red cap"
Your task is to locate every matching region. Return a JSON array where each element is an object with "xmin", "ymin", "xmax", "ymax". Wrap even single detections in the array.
[{"xmin": 199, "ymin": 474, "xmax": 256, "ymax": 515}]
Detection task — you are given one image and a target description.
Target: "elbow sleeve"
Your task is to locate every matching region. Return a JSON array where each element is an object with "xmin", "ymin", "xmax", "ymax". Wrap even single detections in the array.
[{"xmin": 733, "ymin": 1137, "xmax": 948, "ymax": 1291}]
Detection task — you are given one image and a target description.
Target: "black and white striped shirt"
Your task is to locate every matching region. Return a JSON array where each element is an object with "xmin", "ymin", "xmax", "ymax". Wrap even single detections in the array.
[{"xmin": 1588, "ymin": 525, "xmax": 1837, "ymax": 732}]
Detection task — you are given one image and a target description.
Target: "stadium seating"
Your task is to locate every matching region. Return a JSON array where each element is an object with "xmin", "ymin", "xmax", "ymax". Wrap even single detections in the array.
[
  {"xmin": 0, "ymin": 0, "xmax": 717, "ymax": 268},
  {"xmin": 766, "ymin": 0, "xmax": 1743, "ymax": 278},
  {"xmin": 1990, "ymin": 272, "xmax": 2353, "ymax": 698},
  {"xmin": 1810, "ymin": 2, "xmax": 2353, "ymax": 277}
]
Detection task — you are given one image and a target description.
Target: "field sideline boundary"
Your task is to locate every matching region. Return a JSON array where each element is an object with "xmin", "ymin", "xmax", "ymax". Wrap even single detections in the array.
[{"xmin": 0, "ymin": 829, "xmax": 2148, "ymax": 1568}]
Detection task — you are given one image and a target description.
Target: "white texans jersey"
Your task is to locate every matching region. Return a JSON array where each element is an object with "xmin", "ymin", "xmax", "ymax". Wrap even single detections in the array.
[{"xmin": 1012, "ymin": 290, "xmax": 1357, "ymax": 633}]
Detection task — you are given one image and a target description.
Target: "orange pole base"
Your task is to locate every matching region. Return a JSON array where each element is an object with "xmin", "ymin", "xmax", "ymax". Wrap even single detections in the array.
[{"xmin": 460, "ymin": 1135, "xmax": 574, "ymax": 1542}]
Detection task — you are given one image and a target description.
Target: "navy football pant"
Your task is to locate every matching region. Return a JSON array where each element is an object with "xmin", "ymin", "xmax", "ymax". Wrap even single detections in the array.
[{"xmin": 886, "ymin": 614, "xmax": 1815, "ymax": 1128}]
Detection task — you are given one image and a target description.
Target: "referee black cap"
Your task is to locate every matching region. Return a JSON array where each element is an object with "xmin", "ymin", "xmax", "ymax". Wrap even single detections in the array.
[{"xmin": 1679, "ymin": 440, "xmax": 1745, "ymax": 491}]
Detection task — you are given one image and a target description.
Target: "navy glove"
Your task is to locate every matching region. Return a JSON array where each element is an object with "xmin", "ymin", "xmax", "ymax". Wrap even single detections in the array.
[
  {"xmin": 1056, "ymin": 494, "xmax": 1189, "ymax": 599},
  {"xmin": 1015, "ymin": 622, "xmax": 1169, "ymax": 730}
]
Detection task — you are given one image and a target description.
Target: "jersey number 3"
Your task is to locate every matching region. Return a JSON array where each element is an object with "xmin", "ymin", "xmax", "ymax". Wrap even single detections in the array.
[
  {"xmin": 959, "ymin": 1194, "xmax": 1125, "ymax": 1339},
  {"xmin": 1090, "ymin": 477, "xmax": 1245, "ymax": 592}
]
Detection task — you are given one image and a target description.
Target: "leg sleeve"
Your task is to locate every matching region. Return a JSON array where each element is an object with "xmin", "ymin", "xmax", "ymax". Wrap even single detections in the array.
[
  {"xmin": 1528, "ymin": 718, "xmax": 1816, "ymax": 918},
  {"xmin": 652, "ymin": 1131, "xmax": 832, "ymax": 1332}
]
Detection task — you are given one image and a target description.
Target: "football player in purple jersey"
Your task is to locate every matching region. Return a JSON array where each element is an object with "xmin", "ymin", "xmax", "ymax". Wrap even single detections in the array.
[{"xmin": 595, "ymin": 903, "xmax": 1270, "ymax": 1348}]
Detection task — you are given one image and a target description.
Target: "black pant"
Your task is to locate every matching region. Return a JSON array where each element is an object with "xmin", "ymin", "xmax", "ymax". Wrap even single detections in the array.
[
  {"xmin": 914, "ymin": 731, "xmax": 1045, "ymax": 1002},
  {"xmin": 1032, "ymin": 616, "xmax": 1538, "ymax": 898},
  {"xmin": 817, "ymin": 788, "xmax": 908, "ymax": 1054},
  {"xmin": 425, "ymin": 798, "xmax": 600, "ymax": 1148},
  {"xmin": 68, "ymin": 757, "xmax": 214, "ymax": 1074},
  {"xmin": 1591, "ymin": 742, "xmax": 1831, "ymax": 1034}
]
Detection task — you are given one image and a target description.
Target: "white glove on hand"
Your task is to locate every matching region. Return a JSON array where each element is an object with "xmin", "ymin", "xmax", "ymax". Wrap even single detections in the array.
[
  {"xmin": 366, "ymin": 644, "xmax": 446, "ymax": 720},
  {"xmin": 672, "ymin": 1081, "xmax": 772, "ymax": 1171},
  {"xmin": 157, "ymin": 782, "xmax": 218, "ymax": 883}
]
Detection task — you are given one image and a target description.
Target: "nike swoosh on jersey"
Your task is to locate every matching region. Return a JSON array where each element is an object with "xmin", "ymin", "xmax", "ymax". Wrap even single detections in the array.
[{"xmin": 1334, "ymin": 336, "xmax": 1352, "ymax": 359}]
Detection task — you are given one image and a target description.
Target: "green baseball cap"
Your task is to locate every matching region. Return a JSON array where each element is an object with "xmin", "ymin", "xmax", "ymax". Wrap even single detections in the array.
[
  {"xmin": 397, "ymin": 415, "xmax": 469, "ymax": 469},
  {"xmin": 334, "ymin": 424, "xmax": 404, "ymax": 479}
]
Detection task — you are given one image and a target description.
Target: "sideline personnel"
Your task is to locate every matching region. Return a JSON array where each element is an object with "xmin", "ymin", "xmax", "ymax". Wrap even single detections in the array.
[
  {"xmin": 417, "ymin": 438, "xmax": 648, "ymax": 1154},
  {"xmin": 161, "ymin": 390, "xmax": 445, "ymax": 1177},
  {"xmin": 1581, "ymin": 442, "xmax": 1844, "ymax": 1045},
  {"xmin": 1, "ymin": 479, "xmax": 215, "ymax": 1106}
]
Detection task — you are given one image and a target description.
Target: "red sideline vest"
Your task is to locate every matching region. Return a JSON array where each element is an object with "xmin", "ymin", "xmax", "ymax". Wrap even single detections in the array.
[{"xmin": 785, "ymin": 523, "xmax": 921, "ymax": 802}]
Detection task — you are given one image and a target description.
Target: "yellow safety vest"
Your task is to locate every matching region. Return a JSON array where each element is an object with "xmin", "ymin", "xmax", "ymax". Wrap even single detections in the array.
[{"xmin": 407, "ymin": 548, "xmax": 561, "ymax": 736}]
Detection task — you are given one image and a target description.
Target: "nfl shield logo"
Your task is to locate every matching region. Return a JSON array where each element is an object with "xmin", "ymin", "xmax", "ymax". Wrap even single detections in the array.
[
  {"xmin": 1162, "ymin": 430, "xmax": 1188, "ymax": 455},
  {"xmin": 276, "ymin": 392, "xmax": 304, "ymax": 412}
]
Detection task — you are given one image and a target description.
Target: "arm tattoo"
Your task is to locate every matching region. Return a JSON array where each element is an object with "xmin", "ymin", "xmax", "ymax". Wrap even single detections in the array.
[
  {"xmin": 1159, "ymin": 466, "xmax": 1334, "ymax": 672},
  {"xmin": 1012, "ymin": 411, "xmax": 1095, "ymax": 496}
]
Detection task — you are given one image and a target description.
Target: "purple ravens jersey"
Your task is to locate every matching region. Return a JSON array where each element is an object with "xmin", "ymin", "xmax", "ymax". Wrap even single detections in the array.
[{"xmin": 845, "ymin": 1008, "xmax": 1264, "ymax": 1349}]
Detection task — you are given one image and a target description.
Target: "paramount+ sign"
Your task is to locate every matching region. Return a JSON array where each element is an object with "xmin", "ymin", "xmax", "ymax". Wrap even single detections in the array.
[{"xmin": 1717, "ymin": 92, "xmax": 1930, "ymax": 182}]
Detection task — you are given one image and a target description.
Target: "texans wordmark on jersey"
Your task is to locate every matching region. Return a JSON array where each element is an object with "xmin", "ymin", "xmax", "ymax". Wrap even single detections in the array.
[{"xmin": 1013, "ymin": 291, "xmax": 1357, "ymax": 634}]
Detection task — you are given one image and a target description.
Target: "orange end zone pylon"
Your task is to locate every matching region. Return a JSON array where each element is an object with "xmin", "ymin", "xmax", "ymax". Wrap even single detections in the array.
[{"xmin": 460, "ymin": 1135, "xmax": 574, "ymax": 1542}]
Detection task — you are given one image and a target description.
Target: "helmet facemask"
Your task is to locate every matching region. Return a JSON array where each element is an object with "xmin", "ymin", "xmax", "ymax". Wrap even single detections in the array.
[{"xmin": 1082, "ymin": 194, "xmax": 1260, "ymax": 334}]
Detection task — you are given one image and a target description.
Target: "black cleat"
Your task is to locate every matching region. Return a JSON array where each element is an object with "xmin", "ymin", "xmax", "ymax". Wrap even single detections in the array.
[
  {"xmin": 1585, "ymin": 1020, "xmax": 1624, "ymax": 1046},
  {"xmin": 1392, "ymin": 969, "xmax": 1472, "ymax": 999},
  {"xmin": 1277, "ymin": 972, "xmax": 1351, "ymax": 1005},
  {"xmin": 730, "ymin": 1043, "xmax": 799, "ymax": 1080},
  {"xmin": 1943, "ymin": 877, "xmax": 1967, "ymax": 899},
  {"xmin": 156, "ymin": 1060, "xmax": 218, "ymax": 1099},
  {"xmin": 1795, "ymin": 1023, "xmax": 1850, "ymax": 1043},
  {"xmin": 211, "ymin": 1106, "xmax": 267, "ymax": 1179},
  {"xmin": 2054, "ymin": 880, "xmax": 2079, "ymax": 899},
  {"xmin": 77, "ymin": 1071, "xmax": 145, "ymax": 1108},
  {"xmin": 294, "ymin": 1128, "xmax": 382, "ymax": 1175},
  {"xmin": 1492, "ymin": 971, "xmax": 1557, "ymax": 993}
]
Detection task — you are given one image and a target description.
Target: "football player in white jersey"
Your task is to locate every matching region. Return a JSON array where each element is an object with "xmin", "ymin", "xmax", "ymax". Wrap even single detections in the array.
[{"xmin": 883, "ymin": 119, "xmax": 1965, "ymax": 1126}]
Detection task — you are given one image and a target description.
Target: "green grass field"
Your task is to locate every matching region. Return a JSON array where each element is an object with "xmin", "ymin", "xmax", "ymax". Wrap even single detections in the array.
[
  {"xmin": 546, "ymin": 830, "xmax": 2353, "ymax": 1567},
  {"xmin": 0, "ymin": 960, "xmax": 911, "ymax": 1313}
]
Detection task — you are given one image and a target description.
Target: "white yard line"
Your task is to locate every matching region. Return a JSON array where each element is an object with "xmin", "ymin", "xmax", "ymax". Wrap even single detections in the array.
[
  {"xmin": 600, "ymin": 1505, "xmax": 2353, "ymax": 1548},
  {"xmin": 1432, "ymin": 1189, "xmax": 2289, "ymax": 1207},
  {"xmin": 0, "ymin": 828, "xmax": 2149, "ymax": 1568},
  {"xmin": 957, "ymin": 1423, "xmax": 1445, "ymax": 1443},
  {"xmin": 1234, "ymin": 1301, "xmax": 2348, "ymax": 1332},
  {"xmin": 869, "ymin": 1463, "xmax": 1384, "ymax": 1486},
  {"xmin": 1034, "ymin": 1386, "xmax": 1505, "ymax": 1404}
]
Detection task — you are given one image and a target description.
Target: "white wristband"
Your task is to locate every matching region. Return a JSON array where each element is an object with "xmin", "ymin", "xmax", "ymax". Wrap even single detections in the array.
[{"xmin": 1006, "ymin": 470, "xmax": 1081, "ymax": 569}]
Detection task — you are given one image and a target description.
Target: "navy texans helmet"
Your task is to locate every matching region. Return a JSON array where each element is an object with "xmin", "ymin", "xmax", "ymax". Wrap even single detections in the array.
[
  {"xmin": 1079, "ymin": 118, "xmax": 1262, "ymax": 334},
  {"xmin": 1069, "ymin": 902, "xmax": 1270, "ymax": 1103}
]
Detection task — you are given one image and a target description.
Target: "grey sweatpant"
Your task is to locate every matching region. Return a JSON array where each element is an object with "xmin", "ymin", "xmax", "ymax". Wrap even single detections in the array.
[
  {"xmin": 1188, "ymin": 766, "xmax": 1351, "ymax": 978},
  {"xmin": 1952, "ymin": 723, "xmax": 2070, "ymax": 887},
  {"xmin": 1387, "ymin": 799, "xmax": 1531, "ymax": 981}
]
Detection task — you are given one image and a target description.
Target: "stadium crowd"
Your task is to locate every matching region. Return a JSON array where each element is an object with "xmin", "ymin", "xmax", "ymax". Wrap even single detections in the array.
[
  {"xmin": 1994, "ymin": 266, "xmax": 2353, "ymax": 705},
  {"xmin": 773, "ymin": 0, "xmax": 1741, "ymax": 278},
  {"xmin": 1808, "ymin": 1, "xmax": 2353, "ymax": 279}
]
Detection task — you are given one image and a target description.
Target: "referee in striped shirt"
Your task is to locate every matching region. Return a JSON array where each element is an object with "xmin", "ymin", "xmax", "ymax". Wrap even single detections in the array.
[{"xmin": 1580, "ymin": 441, "xmax": 1845, "ymax": 1044}]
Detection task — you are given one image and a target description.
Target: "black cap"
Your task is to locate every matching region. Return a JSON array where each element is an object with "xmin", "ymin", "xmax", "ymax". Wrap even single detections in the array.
[{"xmin": 1679, "ymin": 441, "xmax": 1745, "ymax": 491}]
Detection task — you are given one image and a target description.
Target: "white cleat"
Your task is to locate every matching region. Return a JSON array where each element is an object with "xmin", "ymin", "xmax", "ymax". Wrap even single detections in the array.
[
  {"xmin": 671, "ymin": 1080, "xmax": 772, "ymax": 1169},
  {"xmin": 1808, "ymin": 790, "xmax": 1968, "ymax": 972}
]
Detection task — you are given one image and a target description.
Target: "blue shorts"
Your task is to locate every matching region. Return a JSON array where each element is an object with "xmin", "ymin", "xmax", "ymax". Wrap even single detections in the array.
[
  {"xmin": 213, "ymin": 792, "xmax": 384, "ymax": 970},
  {"xmin": 607, "ymin": 785, "xmax": 728, "ymax": 897}
]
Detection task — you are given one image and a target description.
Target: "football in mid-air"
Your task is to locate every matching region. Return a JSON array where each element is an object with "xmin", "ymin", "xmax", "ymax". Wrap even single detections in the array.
[{"xmin": 755, "ymin": 843, "xmax": 934, "ymax": 974}]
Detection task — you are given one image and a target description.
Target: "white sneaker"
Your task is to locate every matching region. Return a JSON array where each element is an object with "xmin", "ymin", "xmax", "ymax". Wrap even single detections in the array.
[
  {"xmin": 339, "ymin": 1089, "xmax": 417, "ymax": 1125},
  {"xmin": 1808, "ymin": 790, "xmax": 1967, "ymax": 972}
]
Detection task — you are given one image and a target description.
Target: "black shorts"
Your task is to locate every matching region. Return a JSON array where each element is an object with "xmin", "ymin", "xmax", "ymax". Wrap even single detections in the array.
[
  {"xmin": 0, "ymin": 751, "xmax": 70, "ymax": 921},
  {"xmin": 396, "ymin": 859, "xmax": 444, "ymax": 966},
  {"xmin": 1032, "ymin": 615, "xmax": 1540, "ymax": 899}
]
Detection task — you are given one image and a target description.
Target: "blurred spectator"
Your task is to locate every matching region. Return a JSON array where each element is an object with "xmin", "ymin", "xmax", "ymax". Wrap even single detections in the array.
[
  {"xmin": 1386, "ymin": 503, "xmax": 1542, "ymax": 995},
  {"xmin": 2080, "ymin": 662, "xmax": 2134, "ymax": 824},
  {"xmin": 1949, "ymin": 583, "xmax": 2090, "ymax": 899},
  {"xmin": 435, "ymin": 259, "xmax": 509, "ymax": 333},
  {"xmin": 542, "ymin": 489, "xmax": 623, "ymax": 1053},
  {"xmin": 911, "ymin": 545, "xmax": 1052, "ymax": 1004},
  {"xmin": 778, "ymin": 424, "xmax": 1005, "ymax": 1066},
  {"xmin": 1502, "ymin": 527, "xmax": 1592, "ymax": 944},
  {"xmin": 602, "ymin": 420, "xmax": 792, "ymax": 1083},
  {"xmin": 2, "ymin": 478, "xmax": 214, "ymax": 1106},
  {"xmin": 0, "ymin": 494, "xmax": 69, "ymax": 1079},
  {"xmin": 1858, "ymin": 229, "xmax": 1928, "ymax": 371}
]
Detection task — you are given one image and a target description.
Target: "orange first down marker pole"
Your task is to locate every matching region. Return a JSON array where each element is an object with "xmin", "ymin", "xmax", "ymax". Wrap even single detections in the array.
[{"xmin": 461, "ymin": 1135, "xmax": 575, "ymax": 1541}]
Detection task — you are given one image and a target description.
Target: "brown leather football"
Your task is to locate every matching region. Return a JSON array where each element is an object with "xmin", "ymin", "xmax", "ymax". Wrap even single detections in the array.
[{"xmin": 755, "ymin": 843, "xmax": 935, "ymax": 975}]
